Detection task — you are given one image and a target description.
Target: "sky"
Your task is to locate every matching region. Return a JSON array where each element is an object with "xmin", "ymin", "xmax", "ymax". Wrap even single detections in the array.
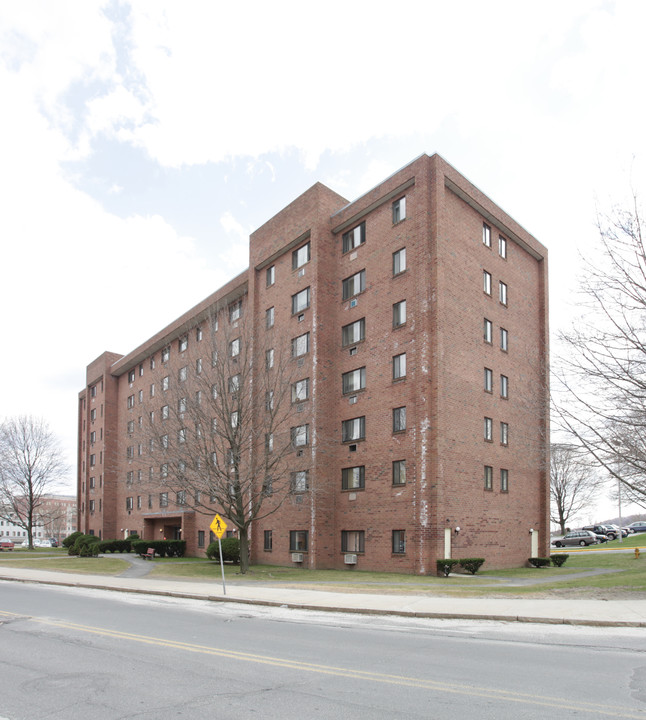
[{"xmin": 1, "ymin": 0, "xmax": 645, "ymax": 524}]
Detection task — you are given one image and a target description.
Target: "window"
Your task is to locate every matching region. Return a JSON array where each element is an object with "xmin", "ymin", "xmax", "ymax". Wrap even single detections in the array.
[
  {"xmin": 137, "ymin": 495, "xmax": 142, "ymax": 510},
  {"xmin": 291, "ymin": 470, "xmax": 309, "ymax": 492},
  {"xmin": 89, "ymin": 500, "xmax": 95, "ymax": 512},
  {"xmin": 341, "ymin": 530, "xmax": 365, "ymax": 553},
  {"xmin": 89, "ymin": 430, "xmax": 96, "ymax": 444},
  {"xmin": 196, "ymin": 326, "xmax": 203, "ymax": 342},
  {"xmin": 150, "ymin": 356, "xmax": 156, "ymax": 370},
  {"xmin": 501, "ymin": 468, "xmax": 509, "ymax": 492},
  {"xmin": 342, "ymin": 416, "xmax": 365, "ymax": 442},
  {"xmin": 266, "ymin": 307, "xmax": 274, "ymax": 329},
  {"xmin": 212, "ymin": 350, "xmax": 218, "ymax": 367},
  {"xmin": 126, "ymin": 497, "xmax": 133, "ymax": 511},
  {"xmin": 264, "ymin": 530, "xmax": 273, "ymax": 551},
  {"xmin": 161, "ymin": 463, "xmax": 168, "ymax": 477},
  {"xmin": 291, "ymin": 424, "xmax": 309, "ymax": 447},
  {"xmin": 393, "ymin": 353, "xmax": 407, "ymax": 380},
  {"xmin": 90, "ymin": 385, "xmax": 97, "ymax": 398},
  {"xmin": 138, "ymin": 389, "xmax": 143, "ymax": 403},
  {"xmin": 198, "ymin": 530, "xmax": 205, "ymax": 548},
  {"xmin": 483, "ymin": 222, "xmax": 491, "ymax": 247},
  {"xmin": 393, "ymin": 300, "xmax": 406, "ymax": 328},
  {"xmin": 90, "ymin": 408, "xmax": 96, "ymax": 421},
  {"xmin": 265, "ymin": 432, "xmax": 274, "ymax": 452},
  {"xmin": 342, "ymin": 318, "xmax": 365, "ymax": 346},
  {"xmin": 342, "ymin": 367, "xmax": 366, "ymax": 394},
  {"xmin": 392, "ymin": 530, "xmax": 406, "ymax": 554},
  {"xmin": 342, "ymin": 465, "xmax": 364, "ymax": 490},
  {"xmin": 292, "ymin": 378, "xmax": 310, "ymax": 402},
  {"xmin": 266, "ymin": 348, "xmax": 274, "ymax": 369},
  {"xmin": 160, "ymin": 492, "xmax": 168, "ymax": 507},
  {"xmin": 230, "ymin": 411, "xmax": 239, "ymax": 429},
  {"xmin": 90, "ymin": 454, "xmax": 96, "ymax": 466},
  {"xmin": 178, "ymin": 397, "xmax": 187, "ymax": 414},
  {"xmin": 484, "ymin": 367, "xmax": 493, "ymax": 393},
  {"xmin": 393, "ymin": 406, "xmax": 407, "ymax": 432},
  {"xmin": 161, "ymin": 346, "xmax": 170, "ymax": 363},
  {"xmin": 499, "ymin": 235, "xmax": 507, "ymax": 259},
  {"xmin": 211, "ymin": 384, "xmax": 218, "ymax": 399},
  {"xmin": 292, "ymin": 242, "xmax": 310, "ymax": 270},
  {"xmin": 393, "ymin": 247, "xmax": 406, "ymax": 275},
  {"xmin": 500, "ymin": 421, "xmax": 509, "ymax": 446},
  {"xmin": 291, "ymin": 287, "xmax": 310, "ymax": 314},
  {"xmin": 342, "ymin": 222, "xmax": 366, "ymax": 253},
  {"xmin": 266, "ymin": 265, "xmax": 275, "ymax": 286},
  {"xmin": 229, "ymin": 299, "xmax": 242, "ymax": 322},
  {"xmin": 292, "ymin": 332, "xmax": 310, "ymax": 357},
  {"xmin": 161, "ymin": 434, "xmax": 169, "ymax": 448},
  {"xmin": 484, "ymin": 417, "xmax": 493, "ymax": 442},
  {"xmin": 342, "ymin": 269, "xmax": 366, "ymax": 300},
  {"xmin": 393, "ymin": 460, "xmax": 406, "ymax": 485},
  {"xmin": 179, "ymin": 366, "xmax": 188, "ymax": 382},
  {"xmin": 127, "ymin": 394, "xmax": 135, "ymax": 409},
  {"xmin": 392, "ymin": 196, "xmax": 406, "ymax": 224},
  {"xmin": 501, "ymin": 374, "xmax": 509, "ymax": 398},
  {"xmin": 179, "ymin": 336, "xmax": 188, "ymax": 353},
  {"xmin": 265, "ymin": 391, "xmax": 274, "ymax": 411},
  {"xmin": 484, "ymin": 318, "xmax": 493, "ymax": 344},
  {"xmin": 483, "ymin": 270, "xmax": 492, "ymax": 295},
  {"xmin": 230, "ymin": 338, "xmax": 240, "ymax": 357},
  {"xmin": 150, "ymin": 383, "xmax": 155, "ymax": 397},
  {"xmin": 128, "ymin": 369, "xmax": 135, "ymax": 383},
  {"xmin": 162, "ymin": 376, "xmax": 170, "ymax": 391},
  {"xmin": 484, "ymin": 465, "xmax": 493, "ymax": 490},
  {"xmin": 176, "ymin": 491, "xmax": 186, "ymax": 506},
  {"xmin": 289, "ymin": 530, "xmax": 308, "ymax": 552},
  {"xmin": 500, "ymin": 327, "xmax": 508, "ymax": 351},
  {"xmin": 499, "ymin": 281, "xmax": 508, "ymax": 306},
  {"xmin": 178, "ymin": 427, "xmax": 187, "ymax": 444},
  {"xmin": 196, "ymin": 358, "xmax": 202, "ymax": 375},
  {"xmin": 148, "ymin": 494, "xmax": 153, "ymax": 509},
  {"xmin": 161, "ymin": 404, "xmax": 169, "ymax": 420},
  {"xmin": 229, "ymin": 374, "xmax": 240, "ymax": 393}
]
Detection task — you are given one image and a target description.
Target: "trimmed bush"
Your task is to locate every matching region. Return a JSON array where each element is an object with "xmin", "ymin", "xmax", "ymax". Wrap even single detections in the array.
[
  {"xmin": 551, "ymin": 554, "xmax": 569, "ymax": 567},
  {"xmin": 206, "ymin": 537, "xmax": 240, "ymax": 563},
  {"xmin": 62, "ymin": 531, "xmax": 83, "ymax": 549},
  {"xmin": 70, "ymin": 534, "xmax": 100, "ymax": 556},
  {"xmin": 98, "ymin": 539, "xmax": 133, "ymax": 553},
  {"xmin": 459, "ymin": 558, "xmax": 485, "ymax": 575},
  {"xmin": 436, "ymin": 559, "xmax": 459, "ymax": 577},
  {"xmin": 131, "ymin": 540, "xmax": 186, "ymax": 558},
  {"xmin": 528, "ymin": 557, "xmax": 551, "ymax": 568}
]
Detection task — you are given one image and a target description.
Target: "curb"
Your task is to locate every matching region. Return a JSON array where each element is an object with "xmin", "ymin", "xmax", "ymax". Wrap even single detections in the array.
[{"xmin": 2, "ymin": 574, "xmax": 645, "ymax": 628}]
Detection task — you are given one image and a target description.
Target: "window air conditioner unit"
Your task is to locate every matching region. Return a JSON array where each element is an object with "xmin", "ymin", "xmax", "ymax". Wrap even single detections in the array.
[
  {"xmin": 344, "ymin": 553, "xmax": 357, "ymax": 564},
  {"xmin": 291, "ymin": 552, "xmax": 304, "ymax": 563},
  {"xmin": 350, "ymin": 298, "xmax": 358, "ymax": 308}
]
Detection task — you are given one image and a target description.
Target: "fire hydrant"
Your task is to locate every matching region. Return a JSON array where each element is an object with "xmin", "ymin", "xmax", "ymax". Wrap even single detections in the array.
[{"xmin": 635, "ymin": 548, "xmax": 641, "ymax": 560}]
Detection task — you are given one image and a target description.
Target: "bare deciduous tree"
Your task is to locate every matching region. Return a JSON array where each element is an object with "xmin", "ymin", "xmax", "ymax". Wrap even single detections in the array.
[
  {"xmin": 143, "ymin": 308, "xmax": 299, "ymax": 573},
  {"xmin": 555, "ymin": 196, "xmax": 646, "ymax": 508},
  {"xmin": 550, "ymin": 444, "xmax": 599, "ymax": 534},
  {"xmin": 0, "ymin": 416, "xmax": 68, "ymax": 548}
]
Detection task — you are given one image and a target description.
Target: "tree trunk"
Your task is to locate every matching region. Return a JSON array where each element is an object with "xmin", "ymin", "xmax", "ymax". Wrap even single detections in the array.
[{"xmin": 239, "ymin": 528, "xmax": 250, "ymax": 574}]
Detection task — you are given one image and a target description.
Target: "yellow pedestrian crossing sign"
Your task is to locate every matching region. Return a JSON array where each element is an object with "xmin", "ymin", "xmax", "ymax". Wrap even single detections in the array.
[{"xmin": 210, "ymin": 514, "xmax": 227, "ymax": 539}]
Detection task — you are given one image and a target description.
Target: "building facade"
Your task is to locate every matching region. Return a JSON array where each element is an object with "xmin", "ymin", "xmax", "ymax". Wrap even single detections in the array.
[{"xmin": 77, "ymin": 154, "xmax": 549, "ymax": 572}]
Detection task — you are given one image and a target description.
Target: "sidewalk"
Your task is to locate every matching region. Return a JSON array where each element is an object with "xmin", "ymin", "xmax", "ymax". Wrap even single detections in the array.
[{"xmin": 2, "ymin": 564, "xmax": 646, "ymax": 627}]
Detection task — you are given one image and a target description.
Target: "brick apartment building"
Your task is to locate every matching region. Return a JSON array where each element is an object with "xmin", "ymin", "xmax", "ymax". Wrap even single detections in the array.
[{"xmin": 77, "ymin": 153, "xmax": 549, "ymax": 572}]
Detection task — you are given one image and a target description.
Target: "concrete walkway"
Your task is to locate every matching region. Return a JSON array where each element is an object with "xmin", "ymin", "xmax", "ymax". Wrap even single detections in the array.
[{"xmin": 1, "ymin": 562, "xmax": 646, "ymax": 628}]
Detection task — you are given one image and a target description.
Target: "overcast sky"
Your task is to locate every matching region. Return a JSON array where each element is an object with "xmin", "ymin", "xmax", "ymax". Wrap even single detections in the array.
[{"xmin": 1, "ymin": 1, "xmax": 644, "ymax": 523}]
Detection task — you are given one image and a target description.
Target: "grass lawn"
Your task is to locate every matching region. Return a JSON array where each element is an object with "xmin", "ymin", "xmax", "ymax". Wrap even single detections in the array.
[{"xmin": 1, "ymin": 545, "xmax": 644, "ymax": 596}]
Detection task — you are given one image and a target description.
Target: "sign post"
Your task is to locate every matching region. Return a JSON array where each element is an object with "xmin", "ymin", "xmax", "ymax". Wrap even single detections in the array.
[{"xmin": 209, "ymin": 514, "xmax": 228, "ymax": 595}]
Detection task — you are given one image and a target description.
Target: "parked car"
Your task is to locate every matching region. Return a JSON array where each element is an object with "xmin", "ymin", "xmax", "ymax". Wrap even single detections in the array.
[
  {"xmin": 606, "ymin": 524, "xmax": 629, "ymax": 538},
  {"xmin": 552, "ymin": 530, "xmax": 599, "ymax": 547},
  {"xmin": 628, "ymin": 521, "xmax": 646, "ymax": 533},
  {"xmin": 49, "ymin": 538, "xmax": 59, "ymax": 547},
  {"xmin": 593, "ymin": 533, "xmax": 609, "ymax": 543},
  {"xmin": 583, "ymin": 524, "xmax": 619, "ymax": 540}
]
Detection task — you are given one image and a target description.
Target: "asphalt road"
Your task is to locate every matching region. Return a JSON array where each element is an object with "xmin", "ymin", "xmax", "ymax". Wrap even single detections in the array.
[{"xmin": 1, "ymin": 582, "xmax": 645, "ymax": 719}]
